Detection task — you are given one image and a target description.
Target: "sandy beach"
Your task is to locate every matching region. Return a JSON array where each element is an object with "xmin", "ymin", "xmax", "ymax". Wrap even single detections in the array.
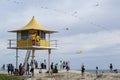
[
  {"xmin": 1, "ymin": 69, "xmax": 120, "ymax": 80},
  {"xmin": 33, "ymin": 70, "xmax": 120, "ymax": 80}
]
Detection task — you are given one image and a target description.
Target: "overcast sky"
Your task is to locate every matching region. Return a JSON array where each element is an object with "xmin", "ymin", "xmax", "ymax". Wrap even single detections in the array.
[{"xmin": 0, "ymin": 0, "xmax": 120, "ymax": 70}]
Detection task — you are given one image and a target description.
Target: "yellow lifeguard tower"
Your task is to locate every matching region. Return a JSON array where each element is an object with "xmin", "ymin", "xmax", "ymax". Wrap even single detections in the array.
[{"xmin": 8, "ymin": 16, "xmax": 57, "ymax": 74}]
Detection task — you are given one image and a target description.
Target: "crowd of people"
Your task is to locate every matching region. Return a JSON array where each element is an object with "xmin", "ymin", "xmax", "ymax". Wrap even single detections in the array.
[
  {"xmin": 1, "ymin": 59, "xmax": 69, "ymax": 76},
  {"xmin": 7, "ymin": 64, "xmax": 14, "ymax": 75},
  {"xmin": 50, "ymin": 61, "xmax": 70, "ymax": 73},
  {"xmin": 0, "ymin": 60, "xmax": 39, "ymax": 76},
  {"xmin": 1, "ymin": 61, "xmax": 118, "ymax": 78},
  {"xmin": 0, "ymin": 64, "xmax": 15, "ymax": 75},
  {"xmin": 81, "ymin": 63, "xmax": 118, "ymax": 79},
  {"xmin": 40, "ymin": 59, "xmax": 47, "ymax": 69}
]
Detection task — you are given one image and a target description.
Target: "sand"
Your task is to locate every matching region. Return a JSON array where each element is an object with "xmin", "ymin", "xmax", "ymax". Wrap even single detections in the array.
[
  {"xmin": 1, "ymin": 69, "xmax": 120, "ymax": 80},
  {"xmin": 27, "ymin": 69, "xmax": 120, "ymax": 80}
]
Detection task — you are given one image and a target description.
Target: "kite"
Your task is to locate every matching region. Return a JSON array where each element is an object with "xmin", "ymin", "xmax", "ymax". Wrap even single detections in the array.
[{"xmin": 80, "ymin": 50, "xmax": 83, "ymax": 54}]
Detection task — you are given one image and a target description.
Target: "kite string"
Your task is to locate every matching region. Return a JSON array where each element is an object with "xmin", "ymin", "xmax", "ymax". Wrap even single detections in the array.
[{"xmin": 6, "ymin": 0, "xmax": 110, "ymax": 31}]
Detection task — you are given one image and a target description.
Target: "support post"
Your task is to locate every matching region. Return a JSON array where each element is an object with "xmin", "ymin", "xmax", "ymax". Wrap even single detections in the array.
[
  {"xmin": 32, "ymin": 49, "xmax": 35, "ymax": 63},
  {"xmin": 16, "ymin": 49, "xmax": 18, "ymax": 69},
  {"xmin": 32, "ymin": 49, "xmax": 35, "ymax": 76},
  {"xmin": 48, "ymin": 49, "xmax": 51, "ymax": 74}
]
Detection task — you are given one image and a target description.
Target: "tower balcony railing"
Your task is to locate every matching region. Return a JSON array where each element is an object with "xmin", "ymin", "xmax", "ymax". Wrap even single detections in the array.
[{"xmin": 8, "ymin": 39, "xmax": 57, "ymax": 49}]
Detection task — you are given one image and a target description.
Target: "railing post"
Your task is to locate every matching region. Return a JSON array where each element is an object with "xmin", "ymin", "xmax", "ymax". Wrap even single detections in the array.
[
  {"xmin": 9, "ymin": 40, "xmax": 11, "ymax": 48},
  {"xmin": 27, "ymin": 39, "xmax": 28, "ymax": 47},
  {"xmin": 55, "ymin": 40, "xmax": 57, "ymax": 48},
  {"xmin": 50, "ymin": 40, "xmax": 57, "ymax": 48}
]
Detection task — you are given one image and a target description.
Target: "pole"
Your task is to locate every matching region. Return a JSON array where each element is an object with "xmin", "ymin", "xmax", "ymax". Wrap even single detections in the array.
[
  {"xmin": 32, "ymin": 49, "xmax": 35, "ymax": 63},
  {"xmin": 48, "ymin": 49, "xmax": 51, "ymax": 75},
  {"xmin": 16, "ymin": 49, "xmax": 18, "ymax": 69},
  {"xmin": 32, "ymin": 49, "xmax": 35, "ymax": 76}
]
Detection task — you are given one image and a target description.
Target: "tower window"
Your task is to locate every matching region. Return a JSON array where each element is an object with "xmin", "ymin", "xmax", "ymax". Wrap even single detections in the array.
[{"xmin": 39, "ymin": 31, "xmax": 46, "ymax": 39}]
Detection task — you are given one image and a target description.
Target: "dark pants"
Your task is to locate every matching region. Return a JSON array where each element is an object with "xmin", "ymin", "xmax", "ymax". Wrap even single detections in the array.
[{"xmin": 30, "ymin": 68, "xmax": 34, "ymax": 76}]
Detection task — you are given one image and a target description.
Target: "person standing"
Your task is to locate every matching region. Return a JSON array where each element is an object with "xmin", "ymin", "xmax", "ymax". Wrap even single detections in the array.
[
  {"xmin": 32, "ymin": 33, "xmax": 36, "ymax": 45},
  {"xmin": 44, "ymin": 59, "xmax": 47, "ymax": 69},
  {"xmin": 7, "ymin": 64, "xmax": 10, "ymax": 74},
  {"xmin": 81, "ymin": 64, "xmax": 85, "ymax": 79},
  {"xmin": 2, "ymin": 64, "xmax": 5, "ymax": 70},
  {"xmin": 30, "ymin": 60, "xmax": 35, "ymax": 76},
  {"xmin": 66, "ymin": 61, "xmax": 70, "ymax": 71},
  {"xmin": 36, "ymin": 34, "xmax": 40, "ymax": 46},
  {"xmin": 59, "ymin": 60, "xmax": 63, "ymax": 70},
  {"xmin": 63, "ymin": 61, "xmax": 66, "ymax": 69},
  {"xmin": 109, "ymin": 63, "xmax": 113, "ymax": 72},
  {"xmin": 19, "ymin": 63, "xmax": 23, "ymax": 75},
  {"xmin": 10, "ymin": 64, "xmax": 14, "ymax": 75},
  {"xmin": 51, "ymin": 62, "xmax": 54, "ymax": 71},
  {"xmin": 41, "ymin": 62, "xmax": 44, "ymax": 69},
  {"xmin": 35, "ymin": 60, "xmax": 38, "ymax": 69},
  {"xmin": 26, "ymin": 63, "xmax": 30, "ymax": 75},
  {"xmin": 96, "ymin": 66, "xmax": 99, "ymax": 78}
]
